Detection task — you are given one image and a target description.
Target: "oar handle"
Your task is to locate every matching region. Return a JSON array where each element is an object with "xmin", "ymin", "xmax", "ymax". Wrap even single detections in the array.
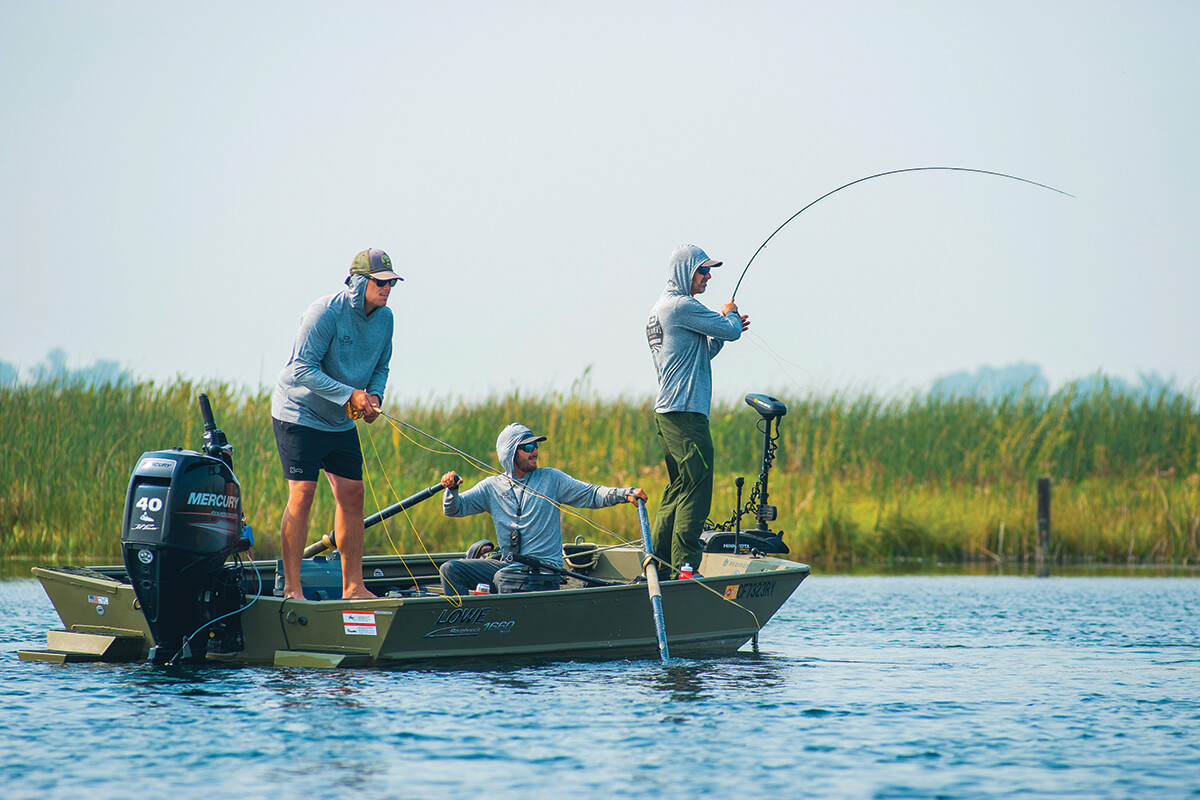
[{"xmin": 302, "ymin": 481, "xmax": 443, "ymax": 558}]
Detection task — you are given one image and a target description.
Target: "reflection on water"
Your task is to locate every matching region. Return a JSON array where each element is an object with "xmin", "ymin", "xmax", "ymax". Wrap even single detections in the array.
[
  {"xmin": 653, "ymin": 662, "xmax": 710, "ymax": 703},
  {"xmin": 482, "ymin": 672, "xmax": 537, "ymax": 692},
  {"xmin": 643, "ymin": 652, "xmax": 789, "ymax": 704}
]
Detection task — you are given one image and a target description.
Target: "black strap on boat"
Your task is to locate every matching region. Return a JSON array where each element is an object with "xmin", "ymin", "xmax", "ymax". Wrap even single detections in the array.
[{"xmin": 510, "ymin": 554, "xmax": 623, "ymax": 587}]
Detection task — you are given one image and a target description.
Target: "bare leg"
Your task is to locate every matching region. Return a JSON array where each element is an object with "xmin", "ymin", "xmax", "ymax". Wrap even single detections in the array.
[
  {"xmin": 280, "ymin": 480, "xmax": 317, "ymax": 600},
  {"xmin": 327, "ymin": 472, "xmax": 375, "ymax": 599}
]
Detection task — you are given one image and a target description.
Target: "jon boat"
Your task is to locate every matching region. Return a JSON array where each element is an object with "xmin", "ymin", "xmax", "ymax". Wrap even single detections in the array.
[{"xmin": 20, "ymin": 394, "xmax": 809, "ymax": 669}]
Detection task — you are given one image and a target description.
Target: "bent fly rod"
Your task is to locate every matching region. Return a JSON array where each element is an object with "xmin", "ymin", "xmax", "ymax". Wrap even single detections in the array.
[{"xmin": 730, "ymin": 166, "xmax": 1075, "ymax": 300}]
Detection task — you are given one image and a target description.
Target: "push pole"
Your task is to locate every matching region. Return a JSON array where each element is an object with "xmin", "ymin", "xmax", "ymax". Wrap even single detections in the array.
[{"xmin": 636, "ymin": 499, "xmax": 670, "ymax": 662}]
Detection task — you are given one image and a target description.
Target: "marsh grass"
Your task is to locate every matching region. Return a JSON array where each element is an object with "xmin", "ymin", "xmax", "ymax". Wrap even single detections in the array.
[{"xmin": 2, "ymin": 380, "xmax": 1197, "ymax": 564}]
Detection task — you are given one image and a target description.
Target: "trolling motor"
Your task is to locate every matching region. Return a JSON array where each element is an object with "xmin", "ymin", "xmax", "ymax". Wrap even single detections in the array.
[
  {"xmin": 120, "ymin": 393, "xmax": 250, "ymax": 663},
  {"xmin": 700, "ymin": 393, "xmax": 790, "ymax": 556}
]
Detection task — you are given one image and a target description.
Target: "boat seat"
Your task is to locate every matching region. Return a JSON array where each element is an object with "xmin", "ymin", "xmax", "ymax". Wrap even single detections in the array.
[{"xmin": 563, "ymin": 541, "xmax": 601, "ymax": 573}]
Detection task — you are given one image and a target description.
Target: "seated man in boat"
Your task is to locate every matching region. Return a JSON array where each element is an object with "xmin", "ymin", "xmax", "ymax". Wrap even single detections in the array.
[{"xmin": 438, "ymin": 423, "xmax": 648, "ymax": 596}]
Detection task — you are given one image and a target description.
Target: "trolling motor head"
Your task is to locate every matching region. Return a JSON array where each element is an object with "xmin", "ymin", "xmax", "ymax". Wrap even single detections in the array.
[{"xmin": 745, "ymin": 393, "xmax": 787, "ymax": 421}]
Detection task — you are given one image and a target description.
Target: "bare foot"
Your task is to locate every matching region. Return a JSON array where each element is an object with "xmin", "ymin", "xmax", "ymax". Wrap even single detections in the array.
[
  {"xmin": 342, "ymin": 588, "xmax": 377, "ymax": 600},
  {"xmin": 282, "ymin": 587, "xmax": 304, "ymax": 600}
]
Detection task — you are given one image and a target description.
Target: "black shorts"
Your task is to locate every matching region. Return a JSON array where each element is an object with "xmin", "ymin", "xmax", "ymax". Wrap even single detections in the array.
[{"xmin": 273, "ymin": 419, "xmax": 363, "ymax": 482}]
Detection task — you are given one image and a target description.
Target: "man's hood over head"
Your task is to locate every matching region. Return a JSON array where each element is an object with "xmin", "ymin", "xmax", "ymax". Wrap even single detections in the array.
[
  {"xmin": 345, "ymin": 274, "xmax": 371, "ymax": 316},
  {"xmin": 664, "ymin": 244, "xmax": 718, "ymax": 296},
  {"xmin": 496, "ymin": 423, "xmax": 544, "ymax": 476}
]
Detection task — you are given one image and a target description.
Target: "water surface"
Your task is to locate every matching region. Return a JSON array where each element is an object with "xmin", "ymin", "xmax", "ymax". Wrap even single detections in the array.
[{"xmin": 3, "ymin": 574, "xmax": 1197, "ymax": 798}]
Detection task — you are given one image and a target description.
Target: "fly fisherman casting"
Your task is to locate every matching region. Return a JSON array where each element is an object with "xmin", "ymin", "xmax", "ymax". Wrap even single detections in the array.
[{"xmin": 646, "ymin": 244, "xmax": 751, "ymax": 580}]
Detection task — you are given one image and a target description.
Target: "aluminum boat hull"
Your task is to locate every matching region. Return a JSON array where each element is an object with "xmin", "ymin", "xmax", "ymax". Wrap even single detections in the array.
[{"xmin": 23, "ymin": 549, "xmax": 809, "ymax": 667}]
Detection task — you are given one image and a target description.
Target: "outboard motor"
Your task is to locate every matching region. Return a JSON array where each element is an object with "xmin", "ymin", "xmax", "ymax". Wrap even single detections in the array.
[
  {"xmin": 701, "ymin": 393, "xmax": 790, "ymax": 556},
  {"xmin": 121, "ymin": 394, "xmax": 249, "ymax": 663}
]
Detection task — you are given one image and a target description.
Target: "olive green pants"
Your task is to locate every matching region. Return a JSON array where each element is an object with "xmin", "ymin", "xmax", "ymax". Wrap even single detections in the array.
[{"xmin": 651, "ymin": 411, "xmax": 714, "ymax": 576}]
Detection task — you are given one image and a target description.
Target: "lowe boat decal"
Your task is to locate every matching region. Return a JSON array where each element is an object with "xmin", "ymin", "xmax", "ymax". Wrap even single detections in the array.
[{"xmin": 425, "ymin": 606, "xmax": 516, "ymax": 638}]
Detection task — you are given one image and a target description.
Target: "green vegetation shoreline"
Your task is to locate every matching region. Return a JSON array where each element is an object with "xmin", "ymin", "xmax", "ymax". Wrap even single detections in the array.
[{"xmin": 2, "ymin": 381, "xmax": 1197, "ymax": 565}]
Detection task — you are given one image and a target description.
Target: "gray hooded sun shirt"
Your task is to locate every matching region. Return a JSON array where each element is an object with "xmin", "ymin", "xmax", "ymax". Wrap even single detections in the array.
[
  {"xmin": 443, "ymin": 423, "xmax": 633, "ymax": 567},
  {"xmin": 646, "ymin": 244, "xmax": 743, "ymax": 416},
  {"xmin": 271, "ymin": 274, "xmax": 393, "ymax": 432}
]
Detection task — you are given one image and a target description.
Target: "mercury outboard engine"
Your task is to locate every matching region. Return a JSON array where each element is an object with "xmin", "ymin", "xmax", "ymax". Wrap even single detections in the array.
[
  {"xmin": 121, "ymin": 393, "xmax": 249, "ymax": 663},
  {"xmin": 701, "ymin": 393, "xmax": 790, "ymax": 556}
]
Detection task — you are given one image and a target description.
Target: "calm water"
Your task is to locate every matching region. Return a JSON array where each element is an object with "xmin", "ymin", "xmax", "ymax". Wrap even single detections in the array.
[{"xmin": 2, "ymin": 573, "xmax": 1198, "ymax": 799}]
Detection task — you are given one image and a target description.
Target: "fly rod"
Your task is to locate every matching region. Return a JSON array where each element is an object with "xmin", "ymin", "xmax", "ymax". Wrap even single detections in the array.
[{"xmin": 730, "ymin": 166, "xmax": 1075, "ymax": 300}]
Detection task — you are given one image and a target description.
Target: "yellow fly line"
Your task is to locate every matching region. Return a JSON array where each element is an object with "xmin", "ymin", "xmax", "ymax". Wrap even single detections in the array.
[{"xmin": 351, "ymin": 406, "xmax": 762, "ymax": 627}]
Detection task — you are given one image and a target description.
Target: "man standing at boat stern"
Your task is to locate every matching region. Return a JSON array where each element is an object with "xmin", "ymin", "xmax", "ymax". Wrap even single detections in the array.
[
  {"xmin": 646, "ymin": 244, "xmax": 749, "ymax": 577},
  {"xmin": 272, "ymin": 248, "xmax": 400, "ymax": 600},
  {"xmin": 438, "ymin": 423, "xmax": 647, "ymax": 596}
]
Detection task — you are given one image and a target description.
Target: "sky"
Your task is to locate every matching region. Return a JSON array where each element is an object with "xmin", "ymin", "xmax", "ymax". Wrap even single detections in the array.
[{"xmin": 2, "ymin": 1, "xmax": 1197, "ymax": 404}]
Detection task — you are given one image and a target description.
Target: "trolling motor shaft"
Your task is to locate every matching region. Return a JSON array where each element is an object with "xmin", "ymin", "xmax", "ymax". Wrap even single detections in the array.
[
  {"xmin": 745, "ymin": 393, "xmax": 786, "ymax": 530},
  {"xmin": 699, "ymin": 393, "xmax": 789, "ymax": 556}
]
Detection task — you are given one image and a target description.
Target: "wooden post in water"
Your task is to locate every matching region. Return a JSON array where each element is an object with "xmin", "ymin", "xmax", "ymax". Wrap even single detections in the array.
[{"xmin": 1035, "ymin": 477, "xmax": 1051, "ymax": 573}]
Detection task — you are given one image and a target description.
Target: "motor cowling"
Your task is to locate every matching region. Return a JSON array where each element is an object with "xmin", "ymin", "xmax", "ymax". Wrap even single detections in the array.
[
  {"xmin": 701, "ymin": 528, "xmax": 789, "ymax": 556},
  {"xmin": 121, "ymin": 449, "xmax": 244, "ymax": 663}
]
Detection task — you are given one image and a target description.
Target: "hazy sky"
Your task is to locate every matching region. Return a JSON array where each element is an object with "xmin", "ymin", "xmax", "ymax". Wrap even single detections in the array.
[{"xmin": 3, "ymin": 1, "xmax": 1197, "ymax": 403}]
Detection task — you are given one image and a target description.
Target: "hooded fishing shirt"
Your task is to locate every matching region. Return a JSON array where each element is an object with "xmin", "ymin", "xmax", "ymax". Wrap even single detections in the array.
[
  {"xmin": 442, "ymin": 423, "xmax": 633, "ymax": 567},
  {"xmin": 271, "ymin": 274, "xmax": 393, "ymax": 432},
  {"xmin": 646, "ymin": 244, "xmax": 742, "ymax": 416}
]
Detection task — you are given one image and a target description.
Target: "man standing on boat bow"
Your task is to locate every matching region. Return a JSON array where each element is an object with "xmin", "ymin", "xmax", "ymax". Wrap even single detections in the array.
[
  {"xmin": 646, "ymin": 244, "xmax": 749, "ymax": 578},
  {"xmin": 438, "ymin": 423, "xmax": 647, "ymax": 596},
  {"xmin": 271, "ymin": 248, "xmax": 400, "ymax": 600}
]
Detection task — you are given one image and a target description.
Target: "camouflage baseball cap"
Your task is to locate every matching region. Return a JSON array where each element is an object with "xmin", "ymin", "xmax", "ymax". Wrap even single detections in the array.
[{"xmin": 349, "ymin": 248, "xmax": 403, "ymax": 281}]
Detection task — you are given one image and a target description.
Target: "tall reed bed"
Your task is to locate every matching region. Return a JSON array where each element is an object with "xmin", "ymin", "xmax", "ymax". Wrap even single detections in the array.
[{"xmin": 2, "ymin": 381, "xmax": 1197, "ymax": 563}]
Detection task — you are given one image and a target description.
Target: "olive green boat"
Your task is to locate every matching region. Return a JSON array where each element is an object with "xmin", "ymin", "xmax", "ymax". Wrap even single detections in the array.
[{"xmin": 20, "ymin": 393, "xmax": 809, "ymax": 668}]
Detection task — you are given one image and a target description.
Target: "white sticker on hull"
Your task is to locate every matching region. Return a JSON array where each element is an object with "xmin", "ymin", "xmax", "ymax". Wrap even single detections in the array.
[{"xmin": 342, "ymin": 610, "xmax": 378, "ymax": 636}]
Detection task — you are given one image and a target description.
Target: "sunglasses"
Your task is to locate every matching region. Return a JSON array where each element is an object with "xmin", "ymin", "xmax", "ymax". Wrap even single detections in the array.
[
  {"xmin": 372, "ymin": 278, "xmax": 398, "ymax": 287},
  {"xmin": 696, "ymin": 266, "xmax": 711, "ymax": 276},
  {"xmin": 518, "ymin": 442, "xmax": 539, "ymax": 453}
]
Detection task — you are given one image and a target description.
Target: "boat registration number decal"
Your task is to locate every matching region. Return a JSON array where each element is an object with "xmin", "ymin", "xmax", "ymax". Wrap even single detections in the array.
[
  {"xmin": 87, "ymin": 595, "xmax": 110, "ymax": 606},
  {"xmin": 342, "ymin": 611, "xmax": 378, "ymax": 636},
  {"xmin": 730, "ymin": 581, "xmax": 776, "ymax": 600}
]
